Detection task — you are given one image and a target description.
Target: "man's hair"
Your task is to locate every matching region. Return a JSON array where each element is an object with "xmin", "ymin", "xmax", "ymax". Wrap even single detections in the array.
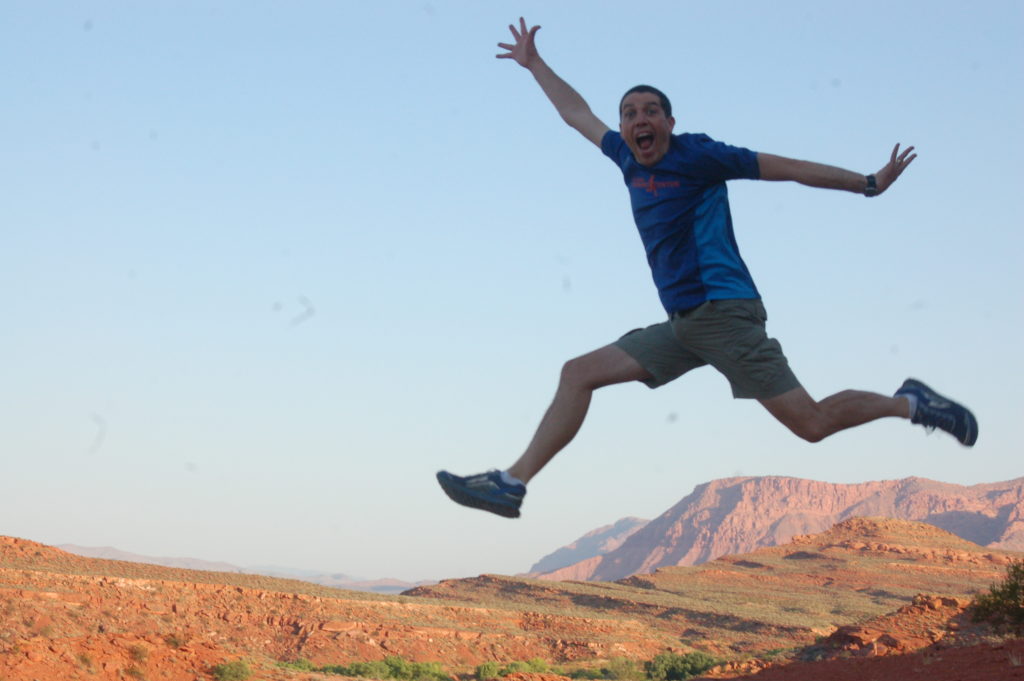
[{"xmin": 619, "ymin": 85, "xmax": 672, "ymax": 118}]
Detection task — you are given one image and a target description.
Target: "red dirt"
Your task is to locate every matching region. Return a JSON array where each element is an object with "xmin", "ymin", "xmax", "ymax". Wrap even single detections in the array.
[
  {"xmin": 2, "ymin": 518, "xmax": 1022, "ymax": 681},
  {"xmin": 700, "ymin": 638, "xmax": 1024, "ymax": 681},
  {"xmin": 0, "ymin": 536, "xmax": 669, "ymax": 680}
]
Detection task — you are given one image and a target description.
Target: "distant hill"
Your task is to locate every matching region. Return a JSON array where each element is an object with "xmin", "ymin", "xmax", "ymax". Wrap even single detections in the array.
[
  {"xmin": 58, "ymin": 545, "xmax": 246, "ymax": 573},
  {"xmin": 531, "ymin": 476, "xmax": 1024, "ymax": 582},
  {"xmin": 526, "ymin": 516, "xmax": 649, "ymax": 575},
  {"xmin": 57, "ymin": 544, "xmax": 428, "ymax": 595}
]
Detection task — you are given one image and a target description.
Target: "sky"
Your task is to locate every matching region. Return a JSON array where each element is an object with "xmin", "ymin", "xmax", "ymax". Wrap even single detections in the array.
[{"xmin": 1, "ymin": 1, "xmax": 1022, "ymax": 584}]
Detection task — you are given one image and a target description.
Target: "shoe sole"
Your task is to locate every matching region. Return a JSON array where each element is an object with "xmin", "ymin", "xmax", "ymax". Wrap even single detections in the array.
[
  {"xmin": 899, "ymin": 378, "xmax": 978, "ymax": 447},
  {"xmin": 436, "ymin": 472, "xmax": 522, "ymax": 518}
]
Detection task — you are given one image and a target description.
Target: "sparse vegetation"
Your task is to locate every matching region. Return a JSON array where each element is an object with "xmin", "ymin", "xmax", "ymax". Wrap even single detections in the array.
[
  {"xmin": 280, "ymin": 656, "xmax": 449, "ymax": 681},
  {"xmin": 971, "ymin": 559, "xmax": 1024, "ymax": 636},
  {"xmin": 472, "ymin": 654, "xmax": 709, "ymax": 681},
  {"xmin": 565, "ymin": 657, "xmax": 644, "ymax": 680},
  {"xmin": 760, "ymin": 648, "xmax": 794, "ymax": 663},
  {"xmin": 289, "ymin": 655, "xmax": 694, "ymax": 681},
  {"xmin": 211, "ymin": 659, "xmax": 252, "ymax": 681},
  {"xmin": 77, "ymin": 652, "xmax": 94, "ymax": 670},
  {"xmin": 129, "ymin": 643, "xmax": 149, "ymax": 663},
  {"xmin": 644, "ymin": 652, "xmax": 721, "ymax": 681},
  {"xmin": 479, "ymin": 655, "xmax": 552, "ymax": 675},
  {"xmin": 604, "ymin": 656, "xmax": 645, "ymax": 680},
  {"xmin": 163, "ymin": 633, "xmax": 187, "ymax": 648},
  {"xmin": 475, "ymin": 660, "xmax": 501, "ymax": 679}
]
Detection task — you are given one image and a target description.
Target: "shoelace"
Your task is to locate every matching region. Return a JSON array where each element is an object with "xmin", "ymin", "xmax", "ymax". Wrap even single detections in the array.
[{"xmin": 917, "ymin": 406, "xmax": 956, "ymax": 434}]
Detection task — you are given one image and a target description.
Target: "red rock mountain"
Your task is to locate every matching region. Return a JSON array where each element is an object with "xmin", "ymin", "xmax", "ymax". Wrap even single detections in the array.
[
  {"xmin": 527, "ymin": 517, "xmax": 649, "ymax": 575},
  {"xmin": 534, "ymin": 476, "xmax": 1024, "ymax": 582}
]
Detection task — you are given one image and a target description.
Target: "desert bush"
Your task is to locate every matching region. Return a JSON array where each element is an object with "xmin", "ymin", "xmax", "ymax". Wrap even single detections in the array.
[
  {"xmin": 972, "ymin": 559, "xmax": 1024, "ymax": 636},
  {"xmin": 605, "ymin": 657, "xmax": 644, "ymax": 680},
  {"xmin": 280, "ymin": 658, "xmax": 317, "ymax": 671},
  {"xmin": 211, "ymin": 659, "xmax": 252, "ymax": 681},
  {"xmin": 317, "ymin": 656, "xmax": 448, "ymax": 681},
  {"xmin": 502, "ymin": 658, "xmax": 549, "ymax": 675},
  {"xmin": 476, "ymin": 661, "xmax": 502, "ymax": 680},
  {"xmin": 567, "ymin": 657, "xmax": 643, "ymax": 681},
  {"xmin": 475, "ymin": 657, "xmax": 552, "ymax": 679},
  {"xmin": 644, "ymin": 652, "xmax": 721, "ymax": 681},
  {"xmin": 129, "ymin": 644, "xmax": 149, "ymax": 663}
]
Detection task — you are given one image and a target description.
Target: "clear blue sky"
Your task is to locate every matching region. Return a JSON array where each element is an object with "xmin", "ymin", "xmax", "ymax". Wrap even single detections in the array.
[{"xmin": 2, "ymin": 1, "xmax": 1021, "ymax": 583}]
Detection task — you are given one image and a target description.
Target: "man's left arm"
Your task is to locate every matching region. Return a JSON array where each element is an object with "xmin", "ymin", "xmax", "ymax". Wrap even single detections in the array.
[{"xmin": 757, "ymin": 144, "xmax": 916, "ymax": 196}]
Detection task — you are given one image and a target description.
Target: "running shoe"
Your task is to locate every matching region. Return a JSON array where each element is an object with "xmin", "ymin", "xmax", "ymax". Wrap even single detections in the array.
[
  {"xmin": 895, "ymin": 378, "xmax": 978, "ymax": 447},
  {"xmin": 436, "ymin": 470, "xmax": 526, "ymax": 518}
]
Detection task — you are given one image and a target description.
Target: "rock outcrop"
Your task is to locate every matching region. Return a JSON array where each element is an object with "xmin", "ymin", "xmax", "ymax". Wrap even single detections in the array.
[{"xmin": 535, "ymin": 476, "xmax": 1024, "ymax": 582}]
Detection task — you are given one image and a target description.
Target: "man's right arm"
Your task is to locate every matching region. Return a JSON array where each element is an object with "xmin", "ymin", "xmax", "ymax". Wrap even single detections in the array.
[{"xmin": 497, "ymin": 18, "xmax": 610, "ymax": 148}]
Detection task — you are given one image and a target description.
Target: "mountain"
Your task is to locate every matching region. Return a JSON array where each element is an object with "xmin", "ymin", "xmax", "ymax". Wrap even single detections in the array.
[
  {"xmin": 58, "ymin": 544, "xmax": 246, "ymax": 573},
  {"xmin": 532, "ymin": 476, "xmax": 1024, "ymax": 582},
  {"xmin": 527, "ymin": 516, "xmax": 649, "ymax": 575},
  {"xmin": 57, "ymin": 544, "xmax": 427, "ymax": 594},
  {"xmin": 405, "ymin": 516, "xmax": 1024, "ymax": 679}
]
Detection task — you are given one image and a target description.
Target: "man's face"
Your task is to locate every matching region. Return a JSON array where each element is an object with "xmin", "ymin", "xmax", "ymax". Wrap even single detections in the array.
[{"xmin": 619, "ymin": 92, "xmax": 675, "ymax": 167}]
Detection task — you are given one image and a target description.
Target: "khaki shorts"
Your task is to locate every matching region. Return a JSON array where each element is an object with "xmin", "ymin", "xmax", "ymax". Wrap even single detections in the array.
[{"xmin": 613, "ymin": 299, "xmax": 800, "ymax": 399}]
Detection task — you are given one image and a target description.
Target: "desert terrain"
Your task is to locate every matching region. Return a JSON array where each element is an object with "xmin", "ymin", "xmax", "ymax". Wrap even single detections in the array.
[{"xmin": 2, "ymin": 516, "xmax": 1022, "ymax": 680}]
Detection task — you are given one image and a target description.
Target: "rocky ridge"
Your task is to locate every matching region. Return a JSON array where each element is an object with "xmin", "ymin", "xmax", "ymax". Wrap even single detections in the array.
[
  {"xmin": 3, "ymin": 515, "xmax": 1023, "ymax": 680},
  {"xmin": 534, "ymin": 476, "xmax": 1024, "ymax": 581}
]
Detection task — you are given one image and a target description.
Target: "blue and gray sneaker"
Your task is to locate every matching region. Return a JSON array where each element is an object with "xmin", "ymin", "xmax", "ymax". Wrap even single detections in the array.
[
  {"xmin": 895, "ymin": 378, "xmax": 978, "ymax": 447},
  {"xmin": 436, "ymin": 470, "xmax": 526, "ymax": 518}
]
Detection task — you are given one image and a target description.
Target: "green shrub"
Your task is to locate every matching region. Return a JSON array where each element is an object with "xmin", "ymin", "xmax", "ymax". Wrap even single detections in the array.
[
  {"xmin": 604, "ymin": 657, "xmax": 643, "ymax": 681},
  {"xmin": 317, "ymin": 656, "xmax": 448, "ymax": 681},
  {"xmin": 644, "ymin": 652, "xmax": 721, "ymax": 681},
  {"xmin": 476, "ymin": 661, "xmax": 502, "ymax": 680},
  {"xmin": 211, "ymin": 659, "xmax": 252, "ymax": 681},
  {"xmin": 567, "ymin": 668, "xmax": 606, "ymax": 680},
  {"xmin": 972, "ymin": 559, "xmax": 1024, "ymax": 636}
]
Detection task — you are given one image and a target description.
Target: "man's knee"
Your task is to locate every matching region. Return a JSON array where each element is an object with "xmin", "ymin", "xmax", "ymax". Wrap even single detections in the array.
[
  {"xmin": 791, "ymin": 420, "xmax": 828, "ymax": 443},
  {"xmin": 560, "ymin": 356, "xmax": 597, "ymax": 390},
  {"xmin": 762, "ymin": 388, "xmax": 832, "ymax": 443},
  {"xmin": 559, "ymin": 346, "xmax": 646, "ymax": 391}
]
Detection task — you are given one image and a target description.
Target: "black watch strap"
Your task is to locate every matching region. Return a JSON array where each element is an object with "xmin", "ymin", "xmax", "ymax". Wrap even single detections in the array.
[{"xmin": 864, "ymin": 174, "xmax": 878, "ymax": 197}]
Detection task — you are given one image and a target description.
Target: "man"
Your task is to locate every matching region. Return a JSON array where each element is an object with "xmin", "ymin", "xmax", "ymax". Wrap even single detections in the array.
[{"xmin": 437, "ymin": 18, "xmax": 977, "ymax": 519}]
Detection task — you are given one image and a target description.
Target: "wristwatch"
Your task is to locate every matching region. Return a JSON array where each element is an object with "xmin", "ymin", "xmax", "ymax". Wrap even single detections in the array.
[{"xmin": 864, "ymin": 174, "xmax": 878, "ymax": 197}]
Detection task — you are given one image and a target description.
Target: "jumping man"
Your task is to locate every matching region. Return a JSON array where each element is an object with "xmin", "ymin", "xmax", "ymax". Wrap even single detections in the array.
[{"xmin": 437, "ymin": 18, "xmax": 978, "ymax": 519}]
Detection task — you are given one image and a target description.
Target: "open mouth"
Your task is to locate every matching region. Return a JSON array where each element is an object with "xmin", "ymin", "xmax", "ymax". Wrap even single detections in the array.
[{"xmin": 636, "ymin": 132, "xmax": 655, "ymax": 151}]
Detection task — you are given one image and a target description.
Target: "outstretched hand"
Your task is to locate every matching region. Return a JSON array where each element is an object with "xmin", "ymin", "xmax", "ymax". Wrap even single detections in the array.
[
  {"xmin": 497, "ymin": 17, "xmax": 540, "ymax": 68},
  {"xmin": 874, "ymin": 143, "xmax": 916, "ymax": 195}
]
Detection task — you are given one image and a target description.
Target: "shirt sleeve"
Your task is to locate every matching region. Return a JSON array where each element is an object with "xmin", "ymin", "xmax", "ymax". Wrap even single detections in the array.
[
  {"xmin": 686, "ymin": 134, "xmax": 760, "ymax": 182},
  {"xmin": 601, "ymin": 130, "xmax": 631, "ymax": 168}
]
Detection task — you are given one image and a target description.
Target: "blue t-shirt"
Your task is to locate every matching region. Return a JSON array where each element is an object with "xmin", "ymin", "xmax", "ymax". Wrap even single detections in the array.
[{"xmin": 601, "ymin": 130, "xmax": 761, "ymax": 314}]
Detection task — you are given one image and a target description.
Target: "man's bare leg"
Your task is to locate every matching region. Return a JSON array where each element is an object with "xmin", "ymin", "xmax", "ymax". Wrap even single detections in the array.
[
  {"xmin": 506, "ymin": 344, "xmax": 652, "ymax": 484},
  {"xmin": 760, "ymin": 386, "xmax": 910, "ymax": 443}
]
